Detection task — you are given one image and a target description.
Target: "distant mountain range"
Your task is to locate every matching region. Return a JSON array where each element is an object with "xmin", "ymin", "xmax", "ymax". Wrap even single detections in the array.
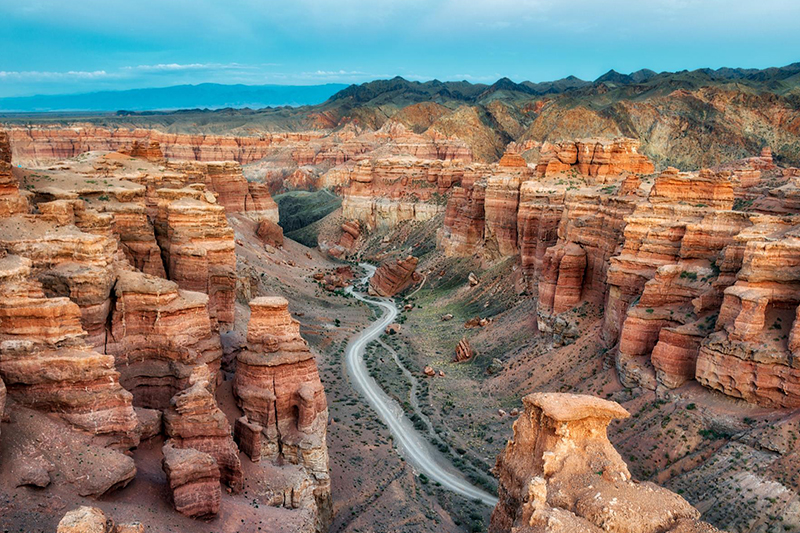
[
  {"xmin": 3, "ymin": 63, "xmax": 799, "ymax": 169},
  {"xmin": 0, "ymin": 83, "xmax": 350, "ymax": 112}
]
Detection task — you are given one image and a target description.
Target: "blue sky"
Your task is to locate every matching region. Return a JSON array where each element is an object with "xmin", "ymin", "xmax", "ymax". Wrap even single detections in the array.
[{"xmin": 0, "ymin": 0, "xmax": 798, "ymax": 97}]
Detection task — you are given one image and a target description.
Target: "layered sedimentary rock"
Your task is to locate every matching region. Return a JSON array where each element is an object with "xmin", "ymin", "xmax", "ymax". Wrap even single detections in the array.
[
  {"xmin": 484, "ymin": 169, "xmax": 529, "ymax": 257},
  {"xmin": 439, "ymin": 178, "xmax": 486, "ymax": 256},
  {"xmin": 153, "ymin": 188, "xmax": 236, "ymax": 328},
  {"xmin": 536, "ymin": 138, "xmax": 655, "ymax": 180},
  {"xmin": 162, "ymin": 441, "xmax": 221, "ymax": 518},
  {"xmin": 9, "ymin": 127, "xmax": 325, "ymax": 164},
  {"xmin": 605, "ymin": 168, "xmax": 747, "ymax": 389},
  {"xmin": 342, "ymin": 158, "xmax": 471, "ymax": 230},
  {"xmin": 0, "ymin": 213, "xmax": 118, "ymax": 345},
  {"xmin": 454, "ymin": 337, "xmax": 474, "ymax": 362},
  {"xmin": 234, "ymin": 297, "xmax": 331, "ymax": 530},
  {"xmin": 695, "ymin": 216, "xmax": 800, "ymax": 408},
  {"xmin": 105, "ymin": 269, "xmax": 223, "ymax": 409},
  {"xmin": 536, "ymin": 189, "xmax": 638, "ymax": 332},
  {"xmin": 0, "ymin": 130, "xmax": 29, "ymax": 217},
  {"xmin": 0, "ymin": 253, "xmax": 138, "ymax": 447},
  {"xmin": 368, "ymin": 256, "xmax": 421, "ymax": 297},
  {"xmin": 490, "ymin": 393, "xmax": 718, "ymax": 533},
  {"xmin": 163, "ymin": 374, "xmax": 244, "ymax": 492}
]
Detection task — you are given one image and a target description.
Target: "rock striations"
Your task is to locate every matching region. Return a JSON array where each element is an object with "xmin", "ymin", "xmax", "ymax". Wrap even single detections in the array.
[
  {"xmin": 234, "ymin": 297, "xmax": 332, "ymax": 530},
  {"xmin": 368, "ymin": 256, "xmax": 422, "ymax": 297},
  {"xmin": 490, "ymin": 393, "xmax": 720, "ymax": 533}
]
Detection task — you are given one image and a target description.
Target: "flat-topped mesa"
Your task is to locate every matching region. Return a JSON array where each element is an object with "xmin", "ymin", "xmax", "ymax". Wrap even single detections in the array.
[
  {"xmin": 368, "ymin": 256, "xmax": 422, "ymax": 297},
  {"xmin": 604, "ymin": 168, "xmax": 743, "ymax": 388},
  {"xmin": 0, "ymin": 253, "xmax": 138, "ymax": 448},
  {"xmin": 105, "ymin": 269, "xmax": 223, "ymax": 410},
  {"xmin": 0, "ymin": 130, "xmax": 29, "ymax": 217},
  {"xmin": 695, "ymin": 217, "xmax": 800, "ymax": 408},
  {"xmin": 536, "ymin": 138, "xmax": 655, "ymax": 181},
  {"xmin": 154, "ymin": 189, "xmax": 236, "ymax": 329},
  {"xmin": 163, "ymin": 374, "xmax": 244, "ymax": 492},
  {"xmin": 490, "ymin": 393, "xmax": 719, "ymax": 533},
  {"xmin": 234, "ymin": 297, "xmax": 331, "ymax": 530}
]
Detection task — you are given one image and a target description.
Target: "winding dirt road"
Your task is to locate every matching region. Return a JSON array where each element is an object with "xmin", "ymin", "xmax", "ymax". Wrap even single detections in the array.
[{"xmin": 344, "ymin": 264, "xmax": 498, "ymax": 507}]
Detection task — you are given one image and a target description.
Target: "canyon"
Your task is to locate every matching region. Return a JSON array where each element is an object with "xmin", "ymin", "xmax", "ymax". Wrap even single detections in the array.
[{"xmin": 2, "ymin": 67, "xmax": 800, "ymax": 533}]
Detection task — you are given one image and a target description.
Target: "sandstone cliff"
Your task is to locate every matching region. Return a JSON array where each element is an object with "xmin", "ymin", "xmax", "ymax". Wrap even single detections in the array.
[{"xmin": 233, "ymin": 296, "xmax": 332, "ymax": 531}]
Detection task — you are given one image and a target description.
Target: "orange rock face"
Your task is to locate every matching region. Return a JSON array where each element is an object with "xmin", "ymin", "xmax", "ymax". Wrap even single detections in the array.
[
  {"xmin": 0, "ymin": 130, "xmax": 29, "ymax": 217},
  {"xmin": 163, "ymin": 376, "xmax": 244, "ymax": 492},
  {"xmin": 368, "ymin": 256, "xmax": 421, "ymax": 296},
  {"xmin": 105, "ymin": 270, "xmax": 222, "ymax": 409},
  {"xmin": 490, "ymin": 393, "xmax": 719, "ymax": 533},
  {"xmin": 454, "ymin": 337, "xmax": 474, "ymax": 362},
  {"xmin": 233, "ymin": 297, "xmax": 331, "ymax": 530},
  {"xmin": 0, "ymin": 253, "xmax": 138, "ymax": 448},
  {"xmin": 153, "ymin": 190, "xmax": 236, "ymax": 328},
  {"xmin": 162, "ymin": 441, "xmax": 222, "ymax": 518},
  {"xmin": 536, "ymin": 138, "xmax": 655, "ymax": 180}
]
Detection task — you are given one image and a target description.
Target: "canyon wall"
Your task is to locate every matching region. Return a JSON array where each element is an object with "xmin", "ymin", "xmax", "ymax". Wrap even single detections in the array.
[
  {"xmin": 0, "ymin": 130, "xmax": 332, "ymax": 529},
  {"xmin": 438, "ymin": 140, "xmax": 800, "ymax": 407}
]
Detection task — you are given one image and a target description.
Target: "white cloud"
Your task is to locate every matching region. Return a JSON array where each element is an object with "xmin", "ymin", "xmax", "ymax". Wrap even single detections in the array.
[{"xmin": 0, "ymin": 70, "xmax": 110, "ymax": 80}]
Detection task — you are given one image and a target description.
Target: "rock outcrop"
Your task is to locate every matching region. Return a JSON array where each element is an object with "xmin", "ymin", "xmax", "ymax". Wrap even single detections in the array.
[
  {"xmin": 0, "ymin": 253, "xmax": 138, "ymax": 447},
  {"xmin": 234, "ymin": 296, "xmax": 331, "ymax": 530},
  {"xmin": 153, "ymin": 187, "xmax": 236, "ymax": 328},
  {"xmin": 490, "ymin": 393, "xmax": 719, "ymax": 533},
  {"xmin": 368, "ymin": 256, "xmax": 421, "ymax": 296},
  {"xmin": 57, "ymin": 506, "xmax": 144, "ymax": 533},
  {"xmin": 535, "ymin": 138, "xmax": 655, "ymax": 180},
  {"xmin": 105, "ymin": 270, "xmax": 223, "ymax": 409},
  {"xmin": 162, "ymin": 440, "xmax": 222, "ymax": 518},
  {"xmin": 163, "ymin": 373, "xmax": 244, "ymax": 492}
]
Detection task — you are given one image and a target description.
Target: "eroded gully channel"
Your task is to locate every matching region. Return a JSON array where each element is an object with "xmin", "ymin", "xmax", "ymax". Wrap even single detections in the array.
[{"xmin": 344, "ymin": 263, "xmax": 498, "ymax": 507}]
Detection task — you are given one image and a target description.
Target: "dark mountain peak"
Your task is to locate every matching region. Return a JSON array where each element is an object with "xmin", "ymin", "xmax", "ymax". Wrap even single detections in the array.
[{"xmin": 595, "ymin": 69, "xmax": 631, "ymax": 84}]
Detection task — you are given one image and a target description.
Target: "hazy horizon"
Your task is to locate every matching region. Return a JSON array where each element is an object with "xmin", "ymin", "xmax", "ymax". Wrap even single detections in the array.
[{"xmin": 1, "ymin": 0, "xmax": 798, "ymax": 98}]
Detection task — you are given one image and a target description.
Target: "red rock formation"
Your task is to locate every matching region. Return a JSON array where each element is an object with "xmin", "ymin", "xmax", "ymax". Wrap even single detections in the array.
[
  {"xmin": 605, "ymin": 168, "xmax": 741, "ymax": 387},
  {"xmin": 438, "ymin": 179, "xmax": 486, "ymax": 256},
  {"xmin": 256, "ymin": 220, "xmax": 285, "ymax": 247},
  {"xmin": 233, "ymin": 296, "xmax": 331, "ymax": 530},
  {"xmin": 162, "ymin": 441, "xmax": 221, "ymax": 518},
  {"xmin": 368, "ymin": 256, "xmax": 421, "ymax": 296},
  {"xmin": 0, "ymin": 253, "xmax": 138, "ymax": 447},
  {"xmin": 120, "ymin": 140, "xmax": 165, "ymax": 163},
  {"xmin": 454, "ymin": 337, "xmax": 474, "ymax": 362},
  {"xmin": 154, "ymin": 188, "xmax": 236, "ymax": 328},
  {"xmin": 694, "ymin": 217, "xmax": 800, "ymax": 408},
  {"xmin": 0, "ymin": 213, "xmax": 118, "ymax": 345},
  {"xmin": 536, "ymin": 138, "xmax": 654, "ymax": 180},
  {"xmin": 342, "ymin": 158, "xmax": 470, "ymax": 230},
  {"xmin": 245, "ymin": 182, "xmax": 280, "ymax": 223},
  {"xmin": 105, "ymin": 270, "xmax": 223, "ymax": 409},
  {"xmin": 8, "ymin": 127, "xmax": 326, "ymax": 164},
  {"xmin": 490, "ymin": 393, "xmax": 719, "ymax": 533},
  {"xmin": 163, "ymin": 375, "xmax": 244, "ymax": 492},
  {"xmin": 0, "ymin": 130, "xmax": 29, "ymax": 217}
]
